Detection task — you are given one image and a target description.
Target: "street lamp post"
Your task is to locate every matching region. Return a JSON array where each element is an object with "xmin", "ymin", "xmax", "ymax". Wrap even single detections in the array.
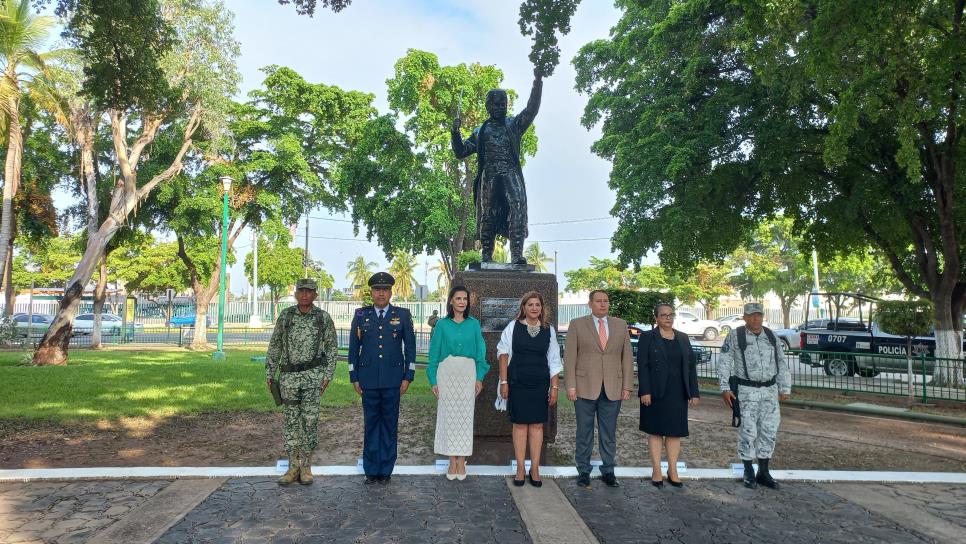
[{"xmin": 213, "ymin": 175, "xmax": 232, "ymax": 360}]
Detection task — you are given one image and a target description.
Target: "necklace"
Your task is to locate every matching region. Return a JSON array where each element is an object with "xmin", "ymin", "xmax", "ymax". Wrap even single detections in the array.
[{"xmin": 525, "ymin": 320, "xmax": 541, "ymax": 338}]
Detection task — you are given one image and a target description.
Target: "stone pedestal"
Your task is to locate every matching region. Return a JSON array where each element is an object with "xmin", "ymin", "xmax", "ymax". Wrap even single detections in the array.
[{"xmin": 454, "ymin": 269, "xmax": 558, "ymax": 443}]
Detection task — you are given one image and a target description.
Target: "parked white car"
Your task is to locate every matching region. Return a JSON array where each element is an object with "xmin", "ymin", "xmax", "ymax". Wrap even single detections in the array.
[
  {"xmin": 72, "ymin": 313, "xmax": 143, "ymax": 336},
  {"xmin": 716, "ymin": 314, "xmax": 770, "ymax": 335},
  {"xmin": 674, "ymin": 311, "xmax": 722, "ymax": 340}
]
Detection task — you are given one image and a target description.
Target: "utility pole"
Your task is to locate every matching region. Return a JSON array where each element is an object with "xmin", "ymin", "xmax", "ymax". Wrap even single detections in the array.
[
  {"xmin": 304, "ymin": 216, "xmax": 309, "ymax": 278},
  {"xmin": 249, "ymin": 227, "xmax": 261, "ymax": 328}
]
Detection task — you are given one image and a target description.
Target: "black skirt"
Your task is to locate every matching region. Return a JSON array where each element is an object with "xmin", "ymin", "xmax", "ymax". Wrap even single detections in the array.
[
  {"xmin": 507, "ymin": 323, "xmax": 551, "ymax": 424},
  {"xmin": 640, "ymin": 336, "xmax": 690, "ymax": 437}
]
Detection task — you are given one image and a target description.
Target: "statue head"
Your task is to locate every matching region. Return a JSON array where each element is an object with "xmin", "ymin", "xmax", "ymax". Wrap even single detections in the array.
[{"xmin": 485, "ymin": 89, "xmax": 508, "ymax": 120}]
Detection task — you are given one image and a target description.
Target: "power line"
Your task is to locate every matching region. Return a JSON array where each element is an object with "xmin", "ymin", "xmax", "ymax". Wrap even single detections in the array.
[
  {"xmin": 305, "ymin": 215, "xmax": 613, "ymax": 226},
  {"xmin": 301, "ymin": 234, "xmax": 611, "ymax": 243}
]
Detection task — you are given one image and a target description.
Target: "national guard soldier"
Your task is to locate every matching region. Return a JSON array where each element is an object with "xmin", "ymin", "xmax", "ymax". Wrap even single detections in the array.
[
  {"xmin": 265, "ymin": 278, "xmax": 338, "ymax": 486},
  {"xmin": 349, "ymin": 272, "xmax": 417, "ymax": 484},
  {"xmin": 717, "ymin": 302, "xmax": 791, "ymax": 489}
]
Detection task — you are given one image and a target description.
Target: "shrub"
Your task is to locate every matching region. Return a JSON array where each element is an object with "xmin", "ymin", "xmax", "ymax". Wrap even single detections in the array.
[{"xmin": 604, "ymin": 289, "xmax": 670, "ymax": 325}]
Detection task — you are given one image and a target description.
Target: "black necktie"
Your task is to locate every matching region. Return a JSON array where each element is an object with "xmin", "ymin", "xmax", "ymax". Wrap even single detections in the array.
[{"xmin": 379, "ymin": 310, "xmax": 384, "ymax": 320}]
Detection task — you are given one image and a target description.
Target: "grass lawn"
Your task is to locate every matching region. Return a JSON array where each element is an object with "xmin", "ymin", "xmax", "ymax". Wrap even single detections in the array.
[{"xmin": 0, "ymin": 350, "xmax": 436, "ymax": 422}]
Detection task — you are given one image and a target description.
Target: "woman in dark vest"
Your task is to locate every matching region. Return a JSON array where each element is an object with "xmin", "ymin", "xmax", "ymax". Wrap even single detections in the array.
[
  {"xmin": 638, "ymin": 303, "xmax": 700, "ymax": 487},
  {"xmin": 497, "ymin": 291, "xmax": 562, "ymax": 488}
]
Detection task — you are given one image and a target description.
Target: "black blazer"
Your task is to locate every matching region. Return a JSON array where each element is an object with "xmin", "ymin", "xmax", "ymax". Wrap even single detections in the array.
[{"xmin": 636, "ymin": 328, "xmax": 700, "ymax": 400}]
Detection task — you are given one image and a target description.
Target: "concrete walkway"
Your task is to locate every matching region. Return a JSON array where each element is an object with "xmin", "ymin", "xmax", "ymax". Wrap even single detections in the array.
[{"xmin": 1, "ymin": 472, "xmax": 964, "ymax": 543}]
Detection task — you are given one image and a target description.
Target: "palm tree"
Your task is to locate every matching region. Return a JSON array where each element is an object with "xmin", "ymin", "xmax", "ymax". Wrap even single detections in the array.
[
  {"xmin": 0, "ymin": 0, "xmax": 56, "ymax": 289},
  {"xmin": 388, "ymin": 250, "xmax": 418, "ymax": 300},
  {"xmin": 429, "ymin": 257, "xmax": 449, "ymax": 292},
  {"xmin": 524, "ymin": 242, "xmax": 553, "ymax": 272},
  {"xmin": 346, "ymin": 256, "xmax": 376, "ymax": 300}
]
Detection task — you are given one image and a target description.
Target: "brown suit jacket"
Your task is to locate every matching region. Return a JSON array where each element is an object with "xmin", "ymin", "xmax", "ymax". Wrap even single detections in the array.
[{"xmin": 563, "ymin": 314, "xmax": 634, "ymax": 401}]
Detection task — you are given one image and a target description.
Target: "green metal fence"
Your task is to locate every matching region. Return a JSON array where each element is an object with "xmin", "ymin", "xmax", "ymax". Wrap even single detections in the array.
[{"xmin": 693, "ymin": 345, "xmax": 965, "ymax": 402}]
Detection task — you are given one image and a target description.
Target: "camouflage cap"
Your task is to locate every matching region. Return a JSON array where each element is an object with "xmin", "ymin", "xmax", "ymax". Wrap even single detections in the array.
[
  {"xmin": 295, "ymin": 278, "xmax": 318, "ymax": 291},
  {"xmin": 743, "ymin": 302, "xmax": 765, "ymax": 315},
  {"xmin": 368, "ymin": 272, "xmax": 395, "ymax": 288}
]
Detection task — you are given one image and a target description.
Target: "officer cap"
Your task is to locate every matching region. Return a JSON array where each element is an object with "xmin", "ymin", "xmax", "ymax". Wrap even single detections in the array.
[
  {"xmin": 368, "ymin": 272, "xmax": 395, "ymax": 289},
  {"xmin": 743, "ymin": 302, "xmax": 765, "ymax": 315},
  {"xmin": 295, "ymin": 278, "xmax": 317, "ymax": 291}
]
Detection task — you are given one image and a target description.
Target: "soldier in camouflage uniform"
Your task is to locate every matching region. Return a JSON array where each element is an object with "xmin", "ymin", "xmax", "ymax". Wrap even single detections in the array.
[
  {"xmin": 266, "ymin": 278, "xmax": 338, "ymax": 486},
  {"xmin": 717, "ymin": 303, "xmax": 791, "ymax": 489}
]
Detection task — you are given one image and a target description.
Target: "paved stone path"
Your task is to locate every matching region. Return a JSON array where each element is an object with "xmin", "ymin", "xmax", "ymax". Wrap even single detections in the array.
[
  {"xmin": 155, "ymin": 476, "xmax": 530, "ymax": 544},
  {"xmin": 558, "ymin": 479, "xmax": 952, "ymax": 544},
  {"xmin": 0, "ymin": 480, "xmax": 169, "ymax": 544},
  {"xmin": 1, "ymin": 477, "xmax": 964, "ymax": 543}
]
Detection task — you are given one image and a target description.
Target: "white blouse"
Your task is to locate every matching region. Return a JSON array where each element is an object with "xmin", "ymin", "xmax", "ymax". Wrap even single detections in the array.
[{"xmin": 496, "ymin": 320, "xmax": 563, "ymax": 378}]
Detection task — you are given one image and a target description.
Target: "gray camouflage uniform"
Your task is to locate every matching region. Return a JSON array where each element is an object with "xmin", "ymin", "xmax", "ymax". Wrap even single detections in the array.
[
  {"xmin": 717, "ymin": 329, "xmax": 791, "ymax": 460},
  {"xmin": 266, "ymin": 305, "xmax": 338, "ymax": 457}
]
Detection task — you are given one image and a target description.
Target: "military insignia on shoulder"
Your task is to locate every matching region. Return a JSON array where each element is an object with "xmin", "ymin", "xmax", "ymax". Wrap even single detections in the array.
[
  {"xmin": 390, "ymin": 317, "xmax": 401, "ymax": 326},
  {"xmin": 722, "ymin": 343, "xmax": 730, "ymax": 353},
  {"xmin": 355, "ymin": 309, "xmax": 363, "ymax": 317}
]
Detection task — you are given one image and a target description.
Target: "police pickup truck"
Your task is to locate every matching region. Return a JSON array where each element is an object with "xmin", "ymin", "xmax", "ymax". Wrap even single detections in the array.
[{"xmin": 797, "ymin": 292, "xmax": 966, "ymax": 377}]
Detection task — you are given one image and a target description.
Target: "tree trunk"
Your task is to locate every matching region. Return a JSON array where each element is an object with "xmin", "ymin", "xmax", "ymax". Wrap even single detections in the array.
[
  {"xmin": 0, "ymin": 90, "xmax": 23, "ymax": 289},
  {"xmin": 190, "ymin": 283, "xmax": 218, "ymax": 351},
  {"xmin": 90, "ymin": 257, "xmax": 108, "ymax": 349},
  {"xmin": 32, "ymin": 108, "xmax": 201, "ymax": 365},
  {"xmin": 32, "ymin": 218, "xmax": 122, "ymax": 365},
  {"xmin": 3, "ymin": 234, "xmax": 13, "ymax": 317},
  {"xmin": 932, "ymin": 297, "xmax": 964, "ymax": 388}
]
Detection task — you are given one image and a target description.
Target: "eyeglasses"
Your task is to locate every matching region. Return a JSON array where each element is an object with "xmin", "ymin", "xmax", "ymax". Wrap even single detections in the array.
[{"xmin": 658, "ymin": 313, "xmax": 676, "ymax": 319}]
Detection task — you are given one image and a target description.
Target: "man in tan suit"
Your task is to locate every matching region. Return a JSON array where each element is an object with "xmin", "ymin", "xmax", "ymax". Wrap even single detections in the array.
[{"xmin": 564, "ymin": 290, "xmax": 635, "ymax": 488}]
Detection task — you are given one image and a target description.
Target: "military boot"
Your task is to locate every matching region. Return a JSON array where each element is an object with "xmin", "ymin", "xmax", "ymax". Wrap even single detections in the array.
[
  {"xmin": 756, "ymin": 458, "xmax": 779, "ymax": 489},
  {"xmin": 742, "ymin": 460, "xmax": 757, "ymax": 489},
  {"xmin": 299, "ymin": 451, "xmax": 314, "ymax": 485},
  {"xmin": 277, "ymin": 453, "xmax": 300, "ymax": 486},
  {"xmin": 510, "ymin": 240, "xmax": 527, "ymax": 265}
]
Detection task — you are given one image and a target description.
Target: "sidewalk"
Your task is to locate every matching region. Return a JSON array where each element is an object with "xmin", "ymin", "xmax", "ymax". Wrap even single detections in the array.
[{"xmin": 2, "ymin": 472, "xmax": 964, "ymax": 543}]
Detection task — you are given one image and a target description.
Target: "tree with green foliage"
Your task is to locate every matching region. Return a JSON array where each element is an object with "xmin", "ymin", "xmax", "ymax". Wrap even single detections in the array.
[
  {"xmin": 731, "ymin": 217, "xmax": 812, "ymax": 328},
  {"xmin": 524, "ymin": 242, "xmax": 553, "ymax": 272},
  {"xmin": 564, "ymin": 257, "xmax": 667, "ymax": 293},
  {"xmin": 346, "ymin": 256, "xmax": 376, "ymax": 300},
  {"xmin": 35, "ymin": 0, "xmax": 240, "ymax": 365},
  {"xmin": 821, "ymin": 249, "xmax": 902, "ymax": 298},
  {"xmin": 388, "ymin": 250, "xmax": 418, "ymax": 300},
  {"xmin": 13, "ymin": 234, "xmax": 82, "ymax": 289},
  {"xmin": 667, "ymin": 262, "xmax": 733, "ymax": 313},
  {"xmin": 0, "ymin": 0, "xmax": 58, "ymax": 294},
  {"xmin": 573, "ymin": 0, "xmax": 966, "ymax": 380},
  {"xmin": 338, "ymin": 49, "xmax": 537, "ymax": 280},
  {"xmin": 604, "ymin": 288, "xmax": 668, "ymax": 326},
  {"xmin": 518, "ymin": 0, "xmax": 581, "ymax": 77}
]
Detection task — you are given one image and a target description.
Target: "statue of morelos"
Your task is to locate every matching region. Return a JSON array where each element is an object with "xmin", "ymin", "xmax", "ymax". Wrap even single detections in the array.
[{"xmin": 451, "ymin": 68, "xmax": 543, "ymax": 265}]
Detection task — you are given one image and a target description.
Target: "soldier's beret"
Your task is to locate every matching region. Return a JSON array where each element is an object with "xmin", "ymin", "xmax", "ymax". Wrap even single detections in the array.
[
  {"xmin": 295, "ymin": 278, "xmax": 318, "ymax": 291},
  {"xmin": 368, "ymin": 272, "xmax": 395, "ymax": 288},
  {"xmin": 743, "ymin": 302, "xmax": 764, "ymax": 315}
]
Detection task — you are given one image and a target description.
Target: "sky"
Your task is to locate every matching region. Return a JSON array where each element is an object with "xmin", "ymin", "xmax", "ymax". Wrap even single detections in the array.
[{"xmin": 55, "ymin": 0, "xmax": 630, "ymax": 295}]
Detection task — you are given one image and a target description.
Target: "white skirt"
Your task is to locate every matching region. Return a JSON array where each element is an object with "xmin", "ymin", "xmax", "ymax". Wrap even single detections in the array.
[{"xmin": 434, "ymin": 355, "xmax": 477, "ymax": 456}]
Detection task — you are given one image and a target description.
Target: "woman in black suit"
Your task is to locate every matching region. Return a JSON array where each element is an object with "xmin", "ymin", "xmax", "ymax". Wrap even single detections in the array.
[{"xmin": 638, "ymin": 303, "xmax": 700, "ymax": 487}]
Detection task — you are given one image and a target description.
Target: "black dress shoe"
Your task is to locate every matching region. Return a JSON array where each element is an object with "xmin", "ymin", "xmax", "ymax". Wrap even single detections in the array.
[
  {"xmin": 378, "ymin": 475, "xmax": 392, "ymax": 485},
  {"xmin": 576, "ymin": 473, "xmax": 591, "ymax": 488},
  {"xmin": 650, "ymin": 479, "xmax": 664, "ymax": 488},
  {"xmin": 365, "ymin": 475, "xmax": 379, "ymax": 485},
  {"xmin": 528, "ymin": 470, "xmax": 542, "ymax": 488},
  {"xmin": 601, "ymin": 473, "xmax": 620, "ymax": 487},
  {"xmin": 666, "ymin": 473, "xmax": 682, "ymax": 488},
  {"xmin": 512, "ymin": 477, "xmax": 526, "ymax": 487}
]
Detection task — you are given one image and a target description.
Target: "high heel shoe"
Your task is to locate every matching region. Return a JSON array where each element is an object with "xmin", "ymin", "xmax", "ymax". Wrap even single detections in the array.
[
  {"xmin": 446, "ymin": 471, "xmax": 457, "ymax": 481},
  {"xmin": 456, "ymin": 463, "xmax": 467, "ymax": 481},
  {"xmin": 666, "ymin": 472, "xmax": 683, "ymax": 488},
  {"xmin": 650, "ymin": 479, "xmax": 664, "ymax": 488},
  {"xmin": 528, "ymin": 469, "xmax": 542, "ymax": 488},
  {"xmin": 512, "ymin": 474, "xmax": 526, "ymax": 487}
]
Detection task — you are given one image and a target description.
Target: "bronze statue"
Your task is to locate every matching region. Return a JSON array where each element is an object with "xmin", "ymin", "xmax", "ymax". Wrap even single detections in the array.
[{"xmin": 452, "ymin": 68, "xmax": 543, "ymax": 265}]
